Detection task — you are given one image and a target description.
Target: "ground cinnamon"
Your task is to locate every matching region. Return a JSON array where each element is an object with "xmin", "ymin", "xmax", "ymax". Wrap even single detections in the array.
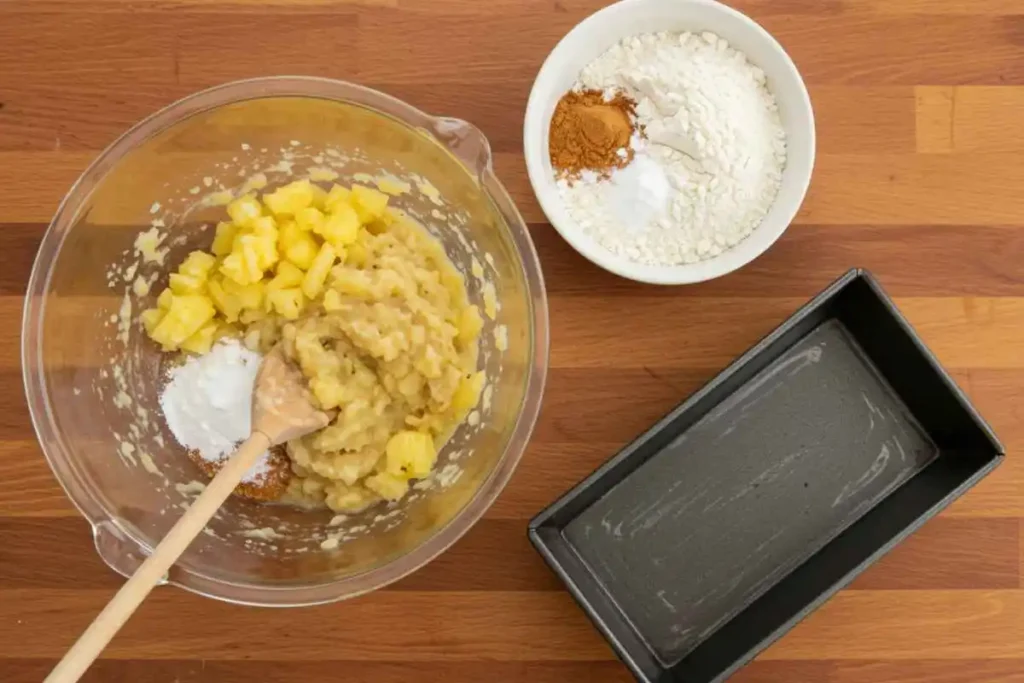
[{"xmin": 549, "ymin": 89, "xmax": 636, "ymax": 179}]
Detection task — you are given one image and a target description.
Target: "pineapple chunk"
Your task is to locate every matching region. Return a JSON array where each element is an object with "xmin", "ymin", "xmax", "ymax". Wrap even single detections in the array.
[
  {"xmin": 233, "ymin": 231, "xmax": 277, "ymax": 271},
  {"xmin": 178, "ymin": 251, "xmax": 217, "ymax": 279},
  {"xmin": 157, "ymin": 288, "xmax": 174, "ymax": 311},
  {"xmin": 239, "ymin": 308, "xmax": 267, "ymax": 324},
  {"xmin": 222, "ymin": 278, "xmax": 264, "ymax": 311},
  {"xmin": 323, "ymin": 184, "xmax": 352, "ymax": 213},
  {"xmin": 310, "ymin": 183, "xmax": 328, "ymax": 211},
  {"xmin": 251, "ymin": 215, "xmax": 278, "ymax": 238},
  {"xmin": 255, "ymin": 234, "xmax": 279, "ymax": 270},
  {"xmin": 267, "ymin": 287, "xmax": 305, "ymax": 320},
  {"xmin": 211, "ymin": 222, "xmax": 238, "ymax": 256},
  {"xmin": 285, "ymin": 234, "xmax": 320, "ymax": 271},
  {"xmin": 277, "ymin": 219, "xmax": 304, "ymax": 252},
  {"xmin": 365, "ymin": 472, "xmax": 409, "ymax": 501},
  {"xmin": 263, "ymin": 179, "xmax": 314, "ymax": 216},
  {"xmin": 180, "ymin": 321, "xmax": 217, "ymax": 355},
  {"xmin": 149, "ymin": 294, "xmax": 215, "ymax": 350},
  {"xmin": 226, "ymin": 194, "xmax": 262, "ymax": 226},
  {"xmin": 267, "ymin": 261, "xmax": 305, "ymax": 290},
  {"xmin": 140, "ymin": 308, "xmax": 163, "ymax": 335},
  {"xmin": 345, "ymin": 241, "xmax": 368, "ymax": 267},
  {"xmin": 220, "ymin": 239, "xmax": 264, "ymax": 285},
  {"xmin": 301, "ymin": 242, "xmax": 337, "ymax": 299},
  {"xmin": 350, "ymin": 184, "xmax": 389, "ymax": 223},
  {"xmin": 220, "ymin": 252, "xmax": 250, "ymax": 286},
  {"xmin": 318, "ymin": 203, "xmax": 360, "ymax": 248},
  {"xmin": 385, "ymin": 430, "xmax": 436, "ymax": 479},
  {"xmin": 322, "ymin": 289, "xmax": 344, "ymax": 312},
  {"xmin": 457, "ymin": 305, "xmax": 484, "ymax": 345},
  {"xmin": 207, "ymin": 278, "xmax": 241, "ymax": 322},
  {"xmin": 168, "ymin": 273, "xmax": 206, "ymax": 296},
  {"xmin": 296, "ymin": 207, "xmax": 325, "ymax": 233},
  {"xmin": 451, "ymin": 371, "xmax": 485, "ymax": 418}
]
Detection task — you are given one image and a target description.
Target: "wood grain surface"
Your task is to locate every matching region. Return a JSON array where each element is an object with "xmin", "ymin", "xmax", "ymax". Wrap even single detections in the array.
[{"xmin": 1, "ymin": 0, "xmax": 1022, "ymax": 681}]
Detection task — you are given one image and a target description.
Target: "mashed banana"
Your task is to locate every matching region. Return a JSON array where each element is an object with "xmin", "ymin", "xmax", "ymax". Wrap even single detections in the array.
[
  {"xmin": 257, "ymin": 214, "xmax": 483, "ymax": 511},
  {"xmin": 142, "ymin": 180, "xmax": 484, "ymax": 512}
]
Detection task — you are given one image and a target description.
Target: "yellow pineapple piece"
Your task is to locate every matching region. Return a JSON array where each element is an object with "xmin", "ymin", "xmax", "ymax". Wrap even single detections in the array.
[
  {"xmin": 211, "ymin": 222, "xmax": 238, "ymax": 256},
  {"xmin": 267, "ymin": 287, "xmax": 305, "ymax": 320},
  {"xmin": 345, "ymin": 241, "xmax": 368, "ymax": 267},
  {"xmin": 365, "ymin": 472, "xmax": 409, "ymax": 501},
  {"xmin": 301, "ymin": 242, "xmax": 337, "ymax": 299},
  {"xmin": 277, "ymin": 219, "xmax": 303, "ymax": 251},
  {"xmin": 234, "ymin": 233, "xmax": 276, "ymax": 272},
  {"xmin": 263, "ymin": 179, "xmax": 314, "ymax": 216},
  {"xmin": 323, "ymin": 184, "xmax": 351, "ymax": 213},
  {"xmin": 350, "ymin": 184, "xmax": 389, "ymax": 223},
  {"xmin": 285, "ymin": 234, "xmax": 319, "ymax": 271},
  {"xmin": 451, "ymin": 370, "xmax": 485, "ymax": 418},
  {"xmin": 251, "ymin": 215, "xmax": 278, "ymax": 237},
  {"xmin": 178, "ymin": 251, "xmax": 217, "ymax": 279},
  {"xmin": 226, "ymin": 194, "xmax": 262, "ymax": 226},
  {"xmin": 310, "ymin": 183, "xmax": 328, "ymax": 211},
  {"xmin": 207, "ymin": 278, "xmax": 241, "ymax": 322},
  {"xmin": 149, "ymin": 294, "xmax": 215, "ymax": 350},
  {"xmin": 385, "ymin": 430, "xmax": 436, "ymax": 479},
  {"xmin": 318, "ymin": 204, "xmax": 360, "ymax": 248},
  {"xmin": 296, "ymin": 207, "xmax": 325, "ymax": 233},
  {"xmin": 220, "ymin": 236, "xmax": 264, "ymax": 285},
  {"xmin": 157, "ymin": 288, "xmax": 174, "ymax": 311},
  {"xmin": 255, "ymin": 234, "xmax": 279, "ymax": 270},
  {"xmin": 168, "ymin": 273, "xmax": 206, "ymax": 296},
  {"xmin": 222, "ymin": 278, "xmax": 264, "ymax": 311},
  {"xmin": 457, "ymin": 305, "xmax": 484, "ymax": 345},
  {"xmin": 140, "ymin": 308, "xmax": 164, "ymax": 335},
  {"xmin": 239, "ymin": 308, "xmax": 267, "ymax": 324},
  {"xmin": 180, "ymin": 321, "xmax": 217, "ymax": 355},
  {"xmin": 267, "ymin": 261, "xmax": 305, "ymax": 290},
  {"xmin": 322, "ymin": 289, "xmax": 344, "ymax": 312},
  {"xmin": 220, "ymin": 252, "xmax": 251, "ymax": 286}
]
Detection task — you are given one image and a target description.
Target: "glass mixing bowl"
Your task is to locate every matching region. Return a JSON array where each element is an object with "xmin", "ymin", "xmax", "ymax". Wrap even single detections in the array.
[{"xmin": 22, "ymin": 77, "xmax": 548, "ymax": 605}]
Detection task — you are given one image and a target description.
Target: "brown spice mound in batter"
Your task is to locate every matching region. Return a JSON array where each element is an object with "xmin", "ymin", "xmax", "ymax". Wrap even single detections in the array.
[{"xmin": 549, "ymin": 89, "xmax": 636, "ymax": 179}]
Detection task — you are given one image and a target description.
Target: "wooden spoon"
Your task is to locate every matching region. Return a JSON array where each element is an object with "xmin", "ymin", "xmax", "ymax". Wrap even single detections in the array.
[{"xmin": 46, "ymin": 344, "xmax": 332, "ymax": 683}]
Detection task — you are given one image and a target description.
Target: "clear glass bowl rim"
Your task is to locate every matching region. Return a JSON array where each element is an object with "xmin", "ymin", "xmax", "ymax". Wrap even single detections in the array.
[{"xmin": 21, "ymin": 75, "xmax": 550, "ymax": 606}]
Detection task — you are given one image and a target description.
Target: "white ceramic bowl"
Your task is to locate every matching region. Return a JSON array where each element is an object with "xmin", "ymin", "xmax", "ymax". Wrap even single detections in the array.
[{"xmin": 524, "ymin": 0, "xmax": 815, "ymax": 285}]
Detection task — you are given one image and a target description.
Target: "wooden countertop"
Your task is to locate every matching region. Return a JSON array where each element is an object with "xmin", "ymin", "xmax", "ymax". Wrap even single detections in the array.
[{"xmin": 1, "ymin": 1, "xmax": 1022, "ymax": 681}]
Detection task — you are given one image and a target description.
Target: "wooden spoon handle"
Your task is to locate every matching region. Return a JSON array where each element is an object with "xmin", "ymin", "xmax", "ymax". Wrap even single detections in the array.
[{"xmin": 45, "ymin": 431, "xmax": 272, "ymax": 683}]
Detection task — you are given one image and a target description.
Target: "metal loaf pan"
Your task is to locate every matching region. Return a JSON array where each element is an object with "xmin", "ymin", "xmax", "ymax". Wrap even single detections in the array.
[{"xmin": 529, "ymin": 269, "xmax": 1003, "ymax": 683}]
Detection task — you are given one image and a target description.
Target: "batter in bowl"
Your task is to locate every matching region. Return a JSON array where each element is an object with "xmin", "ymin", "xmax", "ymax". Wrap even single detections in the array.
[{"xmin": 141, "ymin": 179, "xmax": 484, "ymax": 512}]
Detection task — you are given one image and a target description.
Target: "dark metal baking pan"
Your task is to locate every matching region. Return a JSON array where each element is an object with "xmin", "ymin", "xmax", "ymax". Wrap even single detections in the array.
[{"xmin": 529, "ymin": 268, "xmax": 1003, "ymax": 683}]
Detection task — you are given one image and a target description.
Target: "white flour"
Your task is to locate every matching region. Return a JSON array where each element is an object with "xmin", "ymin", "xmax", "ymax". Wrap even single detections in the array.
[
  {"xmin": 159, "ymin": 339, "xmax": 270, "ymax": 483},
  {"xmin": 558, "ymin": 31, "xmax": 788, "ymax": 266}
]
